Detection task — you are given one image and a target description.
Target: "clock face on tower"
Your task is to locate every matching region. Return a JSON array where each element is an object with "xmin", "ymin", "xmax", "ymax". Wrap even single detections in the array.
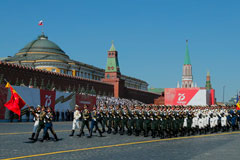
[{"xmin": 111, "ymin": 66, "xmax": 114, "ymax": 70}]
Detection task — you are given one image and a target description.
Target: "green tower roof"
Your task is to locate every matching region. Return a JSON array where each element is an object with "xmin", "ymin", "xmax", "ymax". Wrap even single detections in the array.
[
  {"xmin": 207, "ymin": 71, "xmax": 210, "ymax": 76},
  {"xmin": 109, "ymin": 41, "xmax": 116, "ymax": 51},
  {"xmin": 105, "ymin": 41, "xmax": 120, "ymax": 73},
  {"xmin": 184, "ymin": 40, "xmax": 191, "ymax": 65}
]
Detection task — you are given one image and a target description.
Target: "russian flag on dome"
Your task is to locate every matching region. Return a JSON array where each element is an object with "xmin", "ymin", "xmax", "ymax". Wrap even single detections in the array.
[{"xmin": 38, "ymin": 20, "xmax": 43, "ymax": 26}]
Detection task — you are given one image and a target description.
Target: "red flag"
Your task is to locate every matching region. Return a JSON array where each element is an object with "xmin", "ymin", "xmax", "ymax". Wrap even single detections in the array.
[
  {"xmin": 38, "ymin": 20, "xmax": 43, "ymax": 26},
  {"xmin": 4, "ymin": 83, "xmax": 26, "ymax": 118}
]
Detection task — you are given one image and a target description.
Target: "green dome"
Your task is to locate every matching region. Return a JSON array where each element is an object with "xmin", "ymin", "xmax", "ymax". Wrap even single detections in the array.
[
  {"xmin": 5, "ymin": 34, "xmax": 70, "ymax": 63},
  {"xmin": 18, "ymin": 34, "xmax": 66, "ymax": 55}
]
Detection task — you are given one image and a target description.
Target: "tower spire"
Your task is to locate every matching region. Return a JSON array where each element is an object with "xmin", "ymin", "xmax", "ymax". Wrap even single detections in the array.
[
  {"xmin": 109, "ymin": 40, "xmax": 116, "ymax": 51},
  {"xmin": 184, "ymin": 40, "xmax": 191, "ymax": 65},
  {"xmin": 181, "ymin": 40, "xmax": 193, "ymax": 88}
]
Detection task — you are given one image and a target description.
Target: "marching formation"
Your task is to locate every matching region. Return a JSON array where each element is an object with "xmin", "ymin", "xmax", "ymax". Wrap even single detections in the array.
[{"xmin": 29, "ymin": 104, "xmax": 240, "ymax": 142}]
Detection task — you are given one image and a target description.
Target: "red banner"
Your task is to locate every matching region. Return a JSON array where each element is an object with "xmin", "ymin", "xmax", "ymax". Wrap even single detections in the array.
[
  {"xmin": 0, "ymin": 85, "xmax": 8, "ymax": 119},
  {"xmin": 75, "ymin": 94, "xmax": 96, "ymax": 111},
  {"xmin": 165, "ymin": 88, "xmax": 199, "ymax": 105},
  {"xmin": 40, "ymin": 90, "xmax": 56, "ymax": 110}
]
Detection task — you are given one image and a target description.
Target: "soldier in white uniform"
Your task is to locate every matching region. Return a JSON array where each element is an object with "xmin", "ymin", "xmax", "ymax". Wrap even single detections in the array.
[
  {"xmin": 29, "ymin": 105, "xmax": 41, "ymax": 140},
  {"xmin": 221, "ymin": 113, "xmax": 227, "ymax": 132},
  {"xmin": 69, "ymin": 105, "xmax": 81, "ymax": 136}
]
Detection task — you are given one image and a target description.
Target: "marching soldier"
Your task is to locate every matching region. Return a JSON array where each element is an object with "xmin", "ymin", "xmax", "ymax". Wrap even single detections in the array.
[
  {"xmin": 89, "ymin": 106, "xmax": 103, "ymax": 138},
  {"xmin": 120, "ymin": 106, "xmax": 128, "ymax": 135},
  {"xmin": 42, "ymin": 107, "xmax": 59, "ymax": 142},
  {"xmin": 127, "ymin": 106, "xmax": 135, "ymax": 136},
  {"xmin": 34, "ymin": 106, "xmax": 47, "ymax": 142},
  {"xmin": 107, "ymin": 106, "xmax": 114, "ymax": 134},
  {"xmin": 28, "ymin": 105, "xmax": 41, "ymax": 140},
  {"xmin": 78, "ymin": 105, "xmax": 91, "ymax": 137},
  {"xmin": 113, "ymin": 106, "xmax": 121, "ymax": 134},
  {"xmin": 69, "ymin": 105, "xmax": 81, "ymax": 136},
  {"xmin": 143, "ymin": 106, "xmax": 151, "ymax": 137}
]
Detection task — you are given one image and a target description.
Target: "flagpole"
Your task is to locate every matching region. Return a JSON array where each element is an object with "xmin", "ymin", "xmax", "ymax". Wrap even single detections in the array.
[{"xmin": 42, "ymin": 24, "xmax": 44, "ymax": 35}]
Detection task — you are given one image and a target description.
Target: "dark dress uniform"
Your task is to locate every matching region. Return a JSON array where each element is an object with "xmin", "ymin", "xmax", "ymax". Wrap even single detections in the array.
[
  {"xmin": 143, "ymin": 110, "xmax": 151, "ymax": 137},
  {"xmin": 79, "ymin": 108, "xmax": 91, "ymax": 137},
  {"xmin": 133, "ymin": 110, "xmax": 141, "ymax": 136},
  {"xmin": 34, "ymin": 110, "xmax": 46, "ymax": 141},
  {"xmin": 89, "ymin": 110, "xmax": 102, "ymax": 137},
  {"xmin": 120, "ymin": 109, "xmax": 128, "ymax": 135},
  {"xmin": 43, "ymin": 111, "xmax": 58, "ymax": 141},
  {"xmin": 107, "ymin": 108, "xmax": 114, "ymax": 134},
  {"xmin": 113, "ymin": 108, "xmax": 121, "ymax": 134},
  {"xmin": 127, "ymin": 109, "xmax": 134, "ymax": 136},
  {"xmin": 187, "ymin": 113, "xmax": 193, "ymax": 136}
]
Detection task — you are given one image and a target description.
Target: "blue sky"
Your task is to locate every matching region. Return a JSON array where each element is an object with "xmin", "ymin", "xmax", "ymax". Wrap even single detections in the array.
[{"xmin": 0, "ymin": 0, "xmax": 239, "ymax": 102}]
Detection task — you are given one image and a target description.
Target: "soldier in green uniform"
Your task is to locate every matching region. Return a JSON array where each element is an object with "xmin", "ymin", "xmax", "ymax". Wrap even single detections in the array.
[
  {"xmin": 127, "ymin": 106, "xmax": 135, "ymax": 136},
  {"xmin": 139, "ymin": 105, "xmax": 145, "ymax": 135},
  {"xmin": 78, "ymin": 105, "xmax": 91, "ymax": 137},
  {"xmin": 34, "ymin": 106, "xmax": 48, "ymax": 141},
  {"xmin": 133, "ymin": 107, "xmax": 141, "ymax": 136},
  {"xmin": 165, "ymin": 112, "xmax": 172, "ymax": 138},
  {"xmin": 107, "ymin": 106, "xmax": 114, "ymax": 134},
  {"xmin": 158, "ymin": 111, "xmax": 165, "ymax": 138},
  {"xmin": 42, "ymin": 107, "xmax": 59, "ymax": 141},
  {"xmin": 120, "ymin": 106, "xmax": 128, "ymax": 135},
  {"xmin": 143, "ymin": 106, "xmax": 151, "ymax": 137},
  {"xmin": 151, "ymin": 106, "xmax": 158, "ymax": 138},
  {"xmin": 113, "ymin": 105, "xmax": 121, "ymax": 134},
  {"xmin": 102, "ymin": 105, "xmax": 108, "ymax": 133},
  {"xmin": 89, "ymin": 106, "xmax": 103, "ymax": 138}
]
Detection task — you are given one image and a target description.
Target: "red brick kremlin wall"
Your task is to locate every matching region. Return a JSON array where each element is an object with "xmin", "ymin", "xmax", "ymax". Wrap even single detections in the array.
[{"xmin": 0, "ymin": 61, "xmax": 161, "ymax": 104}]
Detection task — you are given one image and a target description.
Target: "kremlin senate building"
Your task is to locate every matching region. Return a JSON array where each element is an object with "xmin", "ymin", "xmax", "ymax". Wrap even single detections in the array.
[{"xmin": 2, "ymin": 34, "xmax": 148, "ymax": 91}]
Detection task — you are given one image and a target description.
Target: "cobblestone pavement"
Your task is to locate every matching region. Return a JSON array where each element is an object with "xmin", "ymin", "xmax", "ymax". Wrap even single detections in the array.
[{"xmin": 0, "ymin": 122, "xmax": 240, "ymax": 160}]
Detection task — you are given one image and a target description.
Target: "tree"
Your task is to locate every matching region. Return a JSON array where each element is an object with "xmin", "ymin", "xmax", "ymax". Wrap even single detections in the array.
[
  {"xmin": 20, "ymin": 79, "xmax": 25, "ymax": 86},
  {"xmin": 50, "ymin": 82, "xmax": 55, "ymax": 90},
  {"xmin": 81, "ymin": 86, "xmax": 85, "ymax": 94},
  {"xmin": 85, "ymin": 84, "xmax": 90, "ymax": 94},
  {"xmin": 77, "ymin": 84, "xmax": 81, "ymax": 94},
  {"xmin": 72, "ymin": 85, "xmax": 76, "ymax": 93},
  {"xmin": 67, "ymin": 85, "xmax": 71, "ymax": 92},
  {"xmin": 90, "ymin": 86, "xmax": 96, "ymax": 95},
  {"xmin": 46, "ymin": 80, "xmax": 51, "ymax": 90},
  {"xmin": 103, "ymin": 91, "xmax": 106, "ymax": 96},
  {"xmin": 29, "ymin": 78, "xmax": 33, "ymax": 87},
  {"xmin": 58, "ymin": 85, "xmax": 62, "ymax": 91},
  {"xmin": 40, "ymin": 79, "xmax": 45, "ymax": 89},
  {"xmin": 33, "ymin": 77, "xmax": 37, "ymax": 88},
  {"xmin": 15, "ymin": 78, "xmax": 20, "ymax": 86}
]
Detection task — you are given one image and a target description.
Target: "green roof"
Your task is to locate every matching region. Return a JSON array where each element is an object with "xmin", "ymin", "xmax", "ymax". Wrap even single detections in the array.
[
  {"xmin": 109, "ymin": 41, "xmax": 116, "ymax": 51},
  {"xmin": 184, "ymin": 40, "xmax": 191, "ymax": 65},
  {"xmin": 148, "ymin": 88, "xmax": 164, "ymax": 94},
  {"xmin": 19, "ymin": 35, "xmax": 66, "ymax": 55}
]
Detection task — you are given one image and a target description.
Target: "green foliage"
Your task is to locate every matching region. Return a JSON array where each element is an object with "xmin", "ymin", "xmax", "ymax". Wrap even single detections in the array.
[
  {"xmin": 15, "ymin": 78, "xmax": 20, "ymax": 86},
  {"xmin": 29, "ymin": 78, "xmax": 33, "ymax": 87},
  {"xmin": 33, "ymin": 77, "xmax": 37, "ymax": 88},
  {"xmin": 40, "ymin": 79, "xmax": 45, "ymax": 89}
]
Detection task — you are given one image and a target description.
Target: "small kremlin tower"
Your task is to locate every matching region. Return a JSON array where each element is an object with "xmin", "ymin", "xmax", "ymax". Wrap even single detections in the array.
[
  {"xmin": 102, "ymin": 41, "xmax": 125, "ymax": 97},
  {"xmin": 182, "ymin": 40, "xmax": 194, "ymax": 88},
  {"xmin": 205, "ymin": 71, "xmax": 212, "ymax": 89}
]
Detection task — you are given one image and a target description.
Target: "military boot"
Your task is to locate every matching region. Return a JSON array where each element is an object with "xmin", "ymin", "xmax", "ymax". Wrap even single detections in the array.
[
  {"xmin": 29, "ymin": 133, "xmax": 35, "ymax": 140},
  {"xmin": 69, "ymin": 130, "xmax": 75, "ymax": 136}
]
